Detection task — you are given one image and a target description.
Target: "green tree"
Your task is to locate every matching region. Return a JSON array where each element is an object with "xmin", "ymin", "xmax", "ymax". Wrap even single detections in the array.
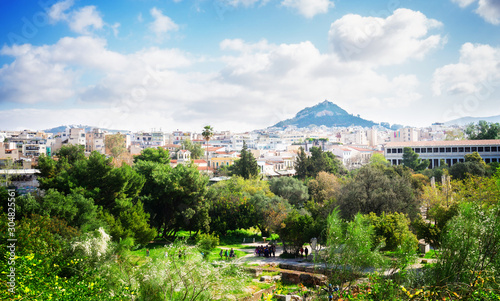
[
  {"xmin": 465, "ymin": 120, "xmax": 500, "ymax": 140},
  {"xmin": 337, "ymin": 164, "xmax": 419, "ymax": 220},
  {"xmin": 278, "ymin": 210, "xmax": 315, "ymax": 254},
  {"xmin": 230, "ymin": 141, "xmax": 259, "ymax": 179},
  {"xmin": 433, "ymin": 203, "xmax": 500, "ymax": 288},
  {"xmin": 180, "ymin": 139, "xmax": 204, "ymax": 159},
  {"xmin": 325, "ymin": 209, "xmax": 385, "ymax": 288},
  {"xmin": 135, "ymin": 161, "xmax": 209, "ymax": 238},
  {"xmin": 295, "ymin": 147, "xmax": 309, "ymax": 179},
  {"xmin": 369, "ymin": 152, "xmax": 389, "ymax": 166},
  {"xmin": 202, "ymin": 125, "xmax": 214, "ymax": 173},
  {"xmin": 269, "ymin": 176, "xmax": 309, "ymax": 208},
  {"xmin": 402, "ymin": 147, "xmax": 429, "ymax": 171},
  {"xmin": 133, "ymin": 147, "xmax": 170, "ymax": 164},
  {"xmin": 367, "ymin": 212, "xmax": 418, "ymax": 252}
]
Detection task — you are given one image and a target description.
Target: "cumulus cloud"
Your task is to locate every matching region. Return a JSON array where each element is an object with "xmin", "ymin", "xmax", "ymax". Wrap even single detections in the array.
[
  {"xmin": 281, "ymin": 0, "xmax": 334, "ymax": 18},
  {"xmin": 48, "ymin": 0, "xmax": 105, "ymax": 34},
  {"xmin": 69, "ymin": 6, "xmax": 104, "ymax": 34},
  {"xmin": 149, "ymin": 7, "xmax": 179, "ymax": 38},
  {"xmin": 452, "ymin": 0, "xmax": 500, "ymax": 25},
  {"xmin": 328, "ymin": 8, "xmax": 444, "ymax": 66},
  {"xmin": 432, "ymin": 43, "xmax": 500, "ymax": 96},
  {"xmin": 476, "ymin": 0, "xmax": 500, "ymax": 25},
  {"xmin": 3, "ymin": 9, "xmax": 445, "ymax": 131}
]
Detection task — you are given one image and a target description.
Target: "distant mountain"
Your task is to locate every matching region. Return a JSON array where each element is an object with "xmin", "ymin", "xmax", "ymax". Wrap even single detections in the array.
[
  {"xmin": 44, "ymin": 124, "xmax": 128, "ymax": 134},
  {"xmin": 271, "ymin": 100, "xmax": 377, "ymax": 128},
  {"xmin": 444, "ymin": 115, "xmax": 500, "ymax": 126}
]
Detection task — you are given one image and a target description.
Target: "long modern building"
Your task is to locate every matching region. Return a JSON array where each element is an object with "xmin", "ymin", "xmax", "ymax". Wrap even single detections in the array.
[{"xmin": 384, "ymin": 140, "xmax": 500, "ymax": 168}]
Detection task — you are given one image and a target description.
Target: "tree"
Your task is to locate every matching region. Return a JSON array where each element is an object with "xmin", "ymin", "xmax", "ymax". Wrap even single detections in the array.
[
  {"xmin": 367, "ymin": 212, "xmax": 418, "ymax": 251},
  {"xmin": 402, "ymin": 147, "xmax": 429, "ymax": 171},
  {"xmin": 133, "ymin": 147, "xmax": 170, "ymax": 164},
  {"xmin": 295, "ymin": 147, "xmax": 309, "ymax": 179},
  {"xmin": 369, "ymin": 152, "xmax": 389, "ymax": 166},
  {"xmin": 278, "ymin": 210, "xmax": 315, "ymax": 254},
  {"xmin": 464, "ymin": 151, "xmax": 486, "ymax": 165},
  {"xmin": 230, "ymin": 141, "xmax": 259, "ymax": 179},
  {"xmin": 337, "ymin": 164, "xmax": 419, "ymax": 220},
  {"xmin": 465, "ymin": 120, "xmax": 500, "ymax": 140},
  {"xmin": 325, "ymin": 209, "xmax": 385, "ymax": 288},
  {"xmin": 202, "ymin": 125, "xmax": 214, "ymax": 174},
  {"xmin": 295, "ymin": 146, "xmax": 345, "ymax": 179},
  {"xmin": 307, "ymin": 171, "xmax": 340, "ymax": 203},
  {"xmin": 105, "ymin": 133, "xmax": 127, "ymax": 158},
  {"xmin": 269, "ymin": 176, "xmax": 309, "ymax": 208},
  {"xmin": 135, "ymin": 161, "xmax": 209, "ymax": 238},
  {"xmin": 180, "ymin": 139, "xmax": 204, "ymax": 159}
]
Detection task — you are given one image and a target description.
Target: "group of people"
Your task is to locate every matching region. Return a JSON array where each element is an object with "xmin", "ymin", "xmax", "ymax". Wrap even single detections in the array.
[
  {"xmin": 297, "ymin": 246, "xmax": 309, "ymax": 258},
  {"xmin": 219, "ymin": 248, "xmax": 236, "ymax": 260},
  {"xmin": 255, "ymin": 244, "xmax": 276, "ymax": 258}
]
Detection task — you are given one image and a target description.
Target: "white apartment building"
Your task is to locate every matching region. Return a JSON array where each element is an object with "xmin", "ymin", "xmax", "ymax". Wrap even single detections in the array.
[
  {"xmin": 385, "ymin": 140, "xmax": 500, "ymax": 168},
  {"xmin": 390, "ymin": 127, "xmax": 420, "ymax": 142},
  {"xmin": 86, "ymin": 128, "xmax": 106, "ymax": 154}
]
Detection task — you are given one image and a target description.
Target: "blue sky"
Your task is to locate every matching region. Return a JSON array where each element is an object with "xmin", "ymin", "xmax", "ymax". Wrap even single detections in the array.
[{"xmin": 1, "ymin": 0, "xmax": 500, "ymax": 132}]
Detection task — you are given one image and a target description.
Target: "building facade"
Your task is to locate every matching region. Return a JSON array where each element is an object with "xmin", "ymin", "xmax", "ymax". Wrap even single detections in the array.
[{"xmin": 385, "ymin": 140, "xmax": 500, "ymax": 168}]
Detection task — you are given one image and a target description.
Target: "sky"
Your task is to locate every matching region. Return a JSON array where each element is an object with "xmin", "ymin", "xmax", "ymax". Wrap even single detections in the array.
[{"xmin": 1, "ymin": 0, "xmax": 500, "ymax": 133}]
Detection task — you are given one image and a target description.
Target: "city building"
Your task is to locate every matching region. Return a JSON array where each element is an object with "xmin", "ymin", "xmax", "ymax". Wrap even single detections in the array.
[{"xmin": 385, "ymin": 140, "xmax": 500, "ymax": 168}]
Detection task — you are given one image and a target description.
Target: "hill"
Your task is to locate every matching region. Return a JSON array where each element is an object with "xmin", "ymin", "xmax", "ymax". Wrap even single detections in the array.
[
  {"xmin": 271, "ymin": 100, "xmax": 377, "ymax": 128},
  {"xmin": 444, "ymin": 115, "xmax": 500, "ymax": 126},
  {"xmin": 44, "ymin": 124, "xmax": 128, "ymax": 134}
]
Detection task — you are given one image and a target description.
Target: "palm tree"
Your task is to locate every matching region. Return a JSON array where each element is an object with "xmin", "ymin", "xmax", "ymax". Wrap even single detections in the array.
[{"xmin": 202, "ymin": 125, "xmax": 214, "ymax": 174}]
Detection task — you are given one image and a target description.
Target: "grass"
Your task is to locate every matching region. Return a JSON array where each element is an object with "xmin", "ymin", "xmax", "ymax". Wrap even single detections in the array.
[{"xmin": 423, "ymin": 249, "xmax": 438, "ymax": 259}]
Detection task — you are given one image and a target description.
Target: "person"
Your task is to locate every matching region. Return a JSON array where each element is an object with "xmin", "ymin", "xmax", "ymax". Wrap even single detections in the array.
[
  {"xmin": 300, "ymin": 247, "xmax": 304, "ymax": 257},
  {"xmin": 272, "ymin": 245, "xmax": 276, "ymax": 257},
  {"xmin": 304, "ymin": 247, "xmax": 308, "ymax": 258},
  {"xmin": 219, "ymin": 249, "xmax": 224, "ymax": 260},
  {"xmin": 224, "ymin": 249, "xmax": 228, "ymax": 260},
  {"xmin": 146, "ymin": 249, "xmax": 150, "ymax": 257},
  {"xmin": 229, "ymin": 248, "xmax": 235, "ymax": 259}
]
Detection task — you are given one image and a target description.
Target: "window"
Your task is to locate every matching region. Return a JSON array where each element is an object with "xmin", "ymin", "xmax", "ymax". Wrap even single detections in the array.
[
  {"xmin": 387, "ymin": 149, "xmax": 392, "ymax": 154},
  {"xmin": 398, "ymin": 148, "xmax": 403, "ymax": 153},
  {"xmin": 478, "ymin": 147, "xmax": 484, "ymax": 152},
  {"xmin": 434, "ymin": 148, "xmax": 439, "ymax": 153},
  {"xmin": 446, "ymin": 148, "xmax": 451, "ymax": 153},
  {"xmin": 485, "ymin": 147, "xmax": 490, "ymax": 152},
  {"xmin": 421, "ymin": 148, "xmax": 427, "ymax": 153},
  {"xmin": 492, "ymin": 147, "xmax": 498, "ymax": 152},
  {"xmin": 472, "ymin": 147, "xmax": 477, "ymax": 152},
  {"xmin": 458, "ymin": 147, "xmax": 464, "ymax": 152},
  {"xmin": 439, "ymin": 148, "xmax": 445, "ymax": 153},
  {"xmin": 465, "ymin": 147, "xmax": 471, "ymax": 152},
  {"xmin": 428, "ymin": 148, "xmax": 433, "ymax": 153},
  {"xmin": 452, "ymin": 147, "xmax": 458, "ymax": 153},
  {"xmin": 415, "ymin": 148, "xmax": 420, "ymax": 153}
]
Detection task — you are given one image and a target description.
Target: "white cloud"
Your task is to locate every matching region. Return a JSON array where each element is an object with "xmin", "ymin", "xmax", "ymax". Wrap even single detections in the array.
[
  {"xmin": 476, "ymin": 0, "xmax": 500, "ymax": 25},
  {"xmin": 451, "ymin": 0, "xmax": 476, "ymax": 8},
  {"xmin": 452, "ymin": 0, "xmax": 500, "ymax": 25},
  {"xmin": 149, "ymin": 7, "xmax": 179, "ymax": 38},
  {"xmin": 48, "ymin": 0, "xmax": 105, "ymax": 34},
  {"xmin": 328, "ymin": 8, "xmax": 444, "ymax": 66},
  {"xmin": 69, "ymin": 6, "xmax": 104, "ymax": 34},
  {"xmin": 432, "ymin": 43, "xmax": 500, "ymax": 96},
  {"xmin": 281, "ymin": 0, "xmax": 334, "ymax": 18},
  {"xmin": 48, "ymin": 0, "xmax": 73, "ymax": 22}
]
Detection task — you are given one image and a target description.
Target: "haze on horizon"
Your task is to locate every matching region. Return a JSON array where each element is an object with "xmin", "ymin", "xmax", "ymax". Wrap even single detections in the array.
[{"xmin": 1, "ymin": 0, "xmax": 500, "ymax": 133}]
